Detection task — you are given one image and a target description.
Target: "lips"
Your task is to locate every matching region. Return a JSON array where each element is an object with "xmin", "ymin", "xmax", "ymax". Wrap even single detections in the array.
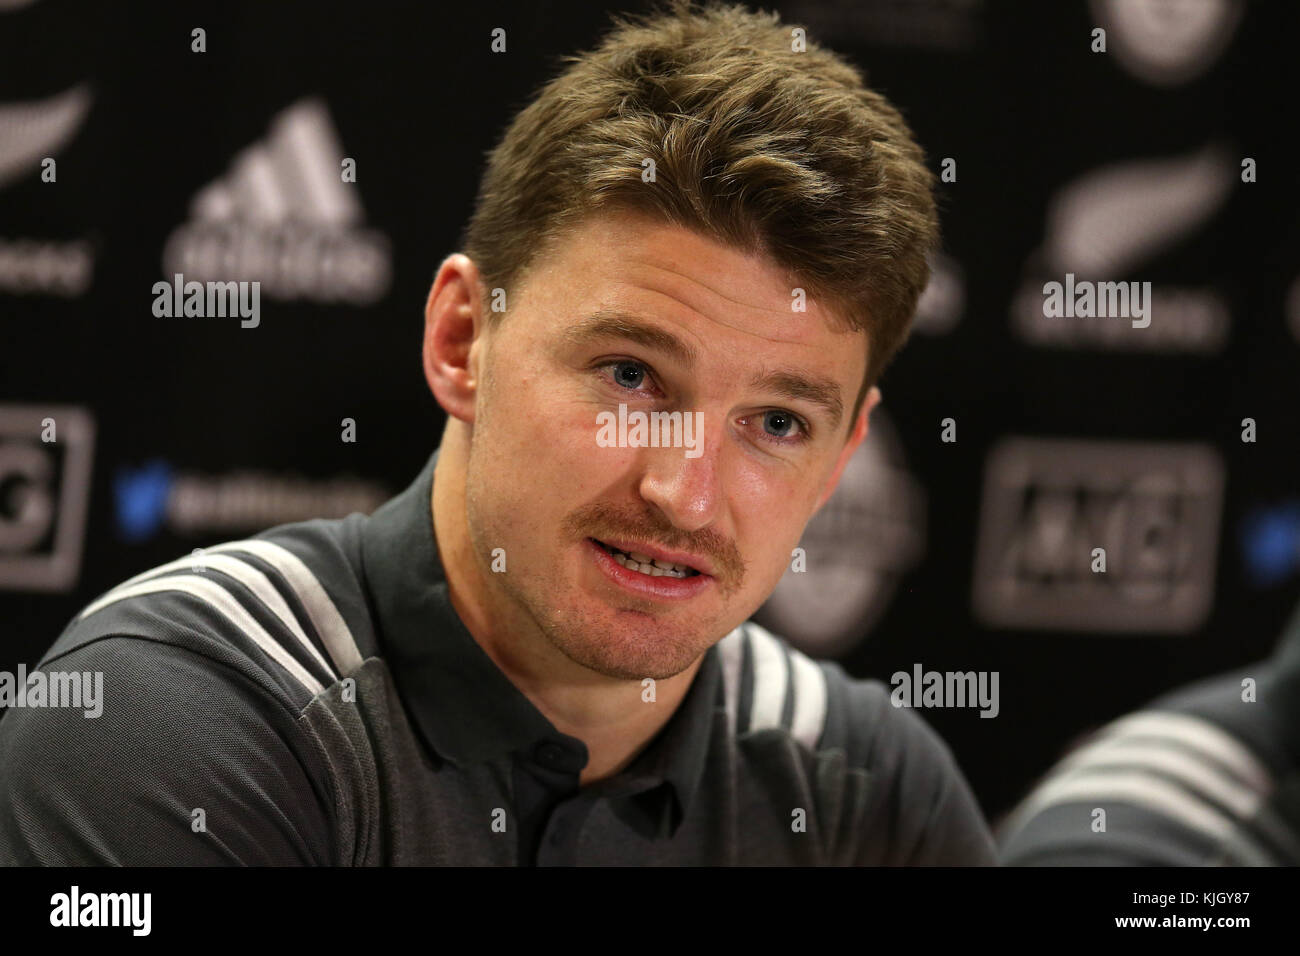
[
  {"xmin": 588, "ymin": 537, "xmax": 713, "ymax": 577},
  {"xmin": 585, "ymin": 537, "xmax": 713, "ymax": 601}
]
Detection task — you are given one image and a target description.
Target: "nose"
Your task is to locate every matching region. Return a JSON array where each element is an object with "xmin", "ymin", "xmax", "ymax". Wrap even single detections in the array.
[{"xmin": 637, "ymin": 414, "xmax": 723, "ymax": 533}]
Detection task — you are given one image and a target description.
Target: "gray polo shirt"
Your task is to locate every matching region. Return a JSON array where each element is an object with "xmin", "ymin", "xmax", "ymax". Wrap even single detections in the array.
[
  {"xmin": 0, "ymin": 447, "xmax": 996, "ymax": 865},
  {"xmin": 997, "ymin": 604, "xmax": 1300, "ymax": 865}
]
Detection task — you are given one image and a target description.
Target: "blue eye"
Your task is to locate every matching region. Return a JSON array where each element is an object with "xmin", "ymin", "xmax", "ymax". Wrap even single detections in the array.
[
  {"xmin": 610, "ymin": 361, "xmax": 648, "ymax": 390},
  {"xmin": 758, "ymin": 410, "xmax": 811, "ymax": 446},
  {"xmin": 763, "ymin": 411, "xmax": 802, "ymax": 439}
]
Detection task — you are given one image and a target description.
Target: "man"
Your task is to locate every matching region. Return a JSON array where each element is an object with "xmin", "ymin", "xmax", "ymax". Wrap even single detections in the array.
[
  {"xmin": 998, "ymin": 602, "xmax": 1300, "ymax": 866},
  {"xmin": 0, "ymin": 0, "xmax": 994, "ymax": 864}
]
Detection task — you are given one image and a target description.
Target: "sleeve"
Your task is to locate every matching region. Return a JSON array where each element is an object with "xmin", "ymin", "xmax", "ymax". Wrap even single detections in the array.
[
  {"xmin": 998, "ymin": 802, "xmax": 1218, "ymax": 866},
  {"xmin": 841, "ymin": 678, "xmax": 999, "ymax": 866},
  {"xmin": 0, "ymin": 635, "xmax": 336, "ymax": 865},
  {"xmin": 997, "ymin": 663, "xmax": 1300, "ymax": 867}
]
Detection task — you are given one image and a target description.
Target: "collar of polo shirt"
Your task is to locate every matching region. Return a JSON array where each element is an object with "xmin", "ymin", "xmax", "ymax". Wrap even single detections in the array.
[{"xmin": 358, "ymin": 446, "xmax": 719, "ymax": 836}]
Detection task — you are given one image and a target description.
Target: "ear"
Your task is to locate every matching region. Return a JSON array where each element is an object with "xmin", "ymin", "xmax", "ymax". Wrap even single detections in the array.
[
  {"xmin": 423, "ymin": 254, "xmax": 486, "ymax": 424},
  {"xmin": 812, "ymin": 386, "xmax": 880, "ymax": 513}
]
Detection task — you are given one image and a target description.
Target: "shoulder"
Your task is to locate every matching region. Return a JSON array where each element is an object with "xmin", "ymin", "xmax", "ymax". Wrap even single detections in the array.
[
  {"xmin": 0, "ymin": 630, "xmax": 337, "ymax": 863},
  {"xmin": 717, "ymin": 620, "xmax": 966, "ymax": 775},
  {"xmin": 998, "ymin": 668, "xmax": 1299, "ymax": 865},
  {"xmin": 0, "ymin": 516, "xmax": 375, "ymax": 864},
  {"xmin": 47, "ymin": 515, "xmax": 373, "ymax": 712},
  {"xmin": 718, "ymin": 621, "xmax": 997, "ymax": 864}
]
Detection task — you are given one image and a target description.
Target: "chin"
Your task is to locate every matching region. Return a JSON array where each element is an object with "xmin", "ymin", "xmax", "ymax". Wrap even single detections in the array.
[{"xmin": 546, "ymin": 617, "xmax": 701, "ymax": 681}]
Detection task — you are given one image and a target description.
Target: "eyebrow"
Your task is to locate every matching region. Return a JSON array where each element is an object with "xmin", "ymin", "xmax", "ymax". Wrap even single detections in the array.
[{"xmin": 563, "ymin": 308, "xmax": 845, "ymax": 430}]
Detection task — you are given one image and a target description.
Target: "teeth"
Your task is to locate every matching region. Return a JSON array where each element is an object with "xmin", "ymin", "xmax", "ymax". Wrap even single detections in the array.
[
  {"xmin": 611, "ymin": 550, "xmax": 689, "ymax": 578},
  {"xmin": 597, "ymin": 539, "xmax": 696, "ymax": 577}
]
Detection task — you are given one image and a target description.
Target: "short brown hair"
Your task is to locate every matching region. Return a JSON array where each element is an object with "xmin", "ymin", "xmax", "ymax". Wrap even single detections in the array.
[{"xmin": 457, "ymin": 0, "xmax": 939, "ymax": 427}]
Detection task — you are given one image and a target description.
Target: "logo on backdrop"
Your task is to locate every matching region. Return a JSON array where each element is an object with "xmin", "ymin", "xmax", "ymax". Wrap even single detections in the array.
[
  {"xmin": 1240, "ymin": 501, "xmax": 1300, "ymax": 589},
  {"xmin": 972, "ymin": 437, "xmax": 1223, "ymax": 633},
  {"xmin": 0, "ymin": 84, "xmax": 95, "ymax": 297},
  {"xmin": 0, "ymin": 404, "xmax": 95, "ymax": 592},
  {"xmin": 1090, "ymin": 0, "xmax": 1244, "ymax": 88},
  {"xmin": 163, "ymin": 97, "xmax": 392, "ymax": 306},
  {"xmin": 112, "ymin": 459, "xmax": 390, "ymax": 542},
  {"xmin": 1012, "ymin": 144, "xmax": 1236, "ymax": 354},
  {"xmin": 754, "ymin": 410, "xmax": 926, "ymax": 657},
  {"xmin": 913, "ymin": 251, "xmax": 965, "ymax": 337}
]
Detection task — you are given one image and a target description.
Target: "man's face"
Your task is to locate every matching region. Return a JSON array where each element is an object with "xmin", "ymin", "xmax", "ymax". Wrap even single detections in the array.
[{"xmin": 462, "ymin": 208, "xmax": 872, "ymax": 681}]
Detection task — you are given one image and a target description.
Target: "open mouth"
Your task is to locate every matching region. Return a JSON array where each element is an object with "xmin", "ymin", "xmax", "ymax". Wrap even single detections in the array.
[{"xmin": 589, "ymin": 538, "xmax": 702, "ymax": 579}]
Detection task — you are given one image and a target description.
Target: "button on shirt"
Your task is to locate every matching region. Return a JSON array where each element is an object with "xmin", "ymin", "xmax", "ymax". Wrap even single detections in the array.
[{"xmin": 0, "ymin": 447, "xmax": 997, "ymax": 865}]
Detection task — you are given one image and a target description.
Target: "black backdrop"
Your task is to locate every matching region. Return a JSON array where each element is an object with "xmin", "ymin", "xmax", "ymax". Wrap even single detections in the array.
[{"xmin": 3, "ymin": 0, "xmax": 1299, "ymax": 825}]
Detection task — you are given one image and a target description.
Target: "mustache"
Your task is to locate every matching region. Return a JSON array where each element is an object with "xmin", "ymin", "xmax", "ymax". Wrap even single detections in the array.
[{"xmin": 562, "ymin": 502, "xmax": 745, "ymax": 584}]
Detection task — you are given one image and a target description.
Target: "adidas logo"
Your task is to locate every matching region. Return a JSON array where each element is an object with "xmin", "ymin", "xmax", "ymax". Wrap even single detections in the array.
[{"xmin": 162, "ymin": 98, "xmax": 392, "ymax": 305}]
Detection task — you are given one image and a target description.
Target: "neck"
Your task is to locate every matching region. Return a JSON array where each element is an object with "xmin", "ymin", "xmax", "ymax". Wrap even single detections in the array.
[{"xmin": 430, "ymin": 426, "xmax": 700, "ymax": 785}]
